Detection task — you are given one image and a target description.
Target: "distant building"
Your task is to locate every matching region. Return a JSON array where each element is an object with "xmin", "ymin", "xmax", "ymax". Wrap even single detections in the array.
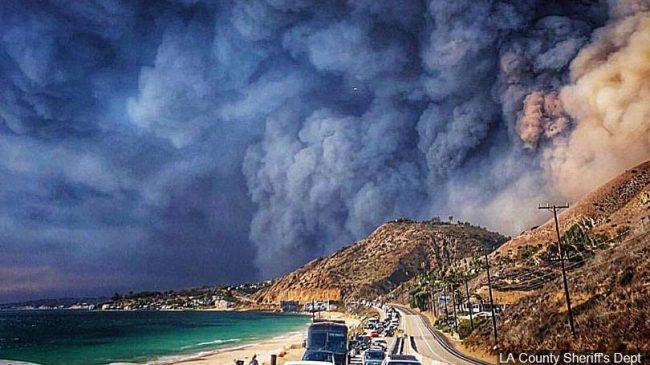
[
  {"xmin": 304, "ymin": 301, "xmax": 330, "ymax": 312},
  {"xmin": 481, "ymin": 303, "xmax": 505, "ymax": 314},
  {"xmin": 461, "ymin": 302, "xmax": 505, "ymax": 314},
  {"xmin": 281, "ymin": 300, "xmax": 300, "ymax": 312},
  {"xmin": 215, "ymin": 299, "xmax": 234, "ymax": 309}
]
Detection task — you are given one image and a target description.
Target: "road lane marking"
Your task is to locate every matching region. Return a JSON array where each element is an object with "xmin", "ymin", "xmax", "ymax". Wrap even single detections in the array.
[{"xmin": 413, "ymin": 312, "xmax": 439, "ymax": 359}]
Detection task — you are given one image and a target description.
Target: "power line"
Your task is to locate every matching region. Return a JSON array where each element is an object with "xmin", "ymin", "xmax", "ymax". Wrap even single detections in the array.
[
  {"xmin": 492, "ymin": 225, "xmax": 632, "ymax": 290},
  {"xmin": 491, "ymin": 259, "xmax": 586, "ymax": 290},
  {"xmin": 484, "ymin": 252, "xmax": 498, "ymax": 344}
]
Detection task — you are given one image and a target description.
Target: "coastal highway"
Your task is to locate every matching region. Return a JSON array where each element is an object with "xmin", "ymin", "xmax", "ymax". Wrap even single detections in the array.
[{"xmin": 395, "ymin": 305, "xmax": 492, "ymax": 365}]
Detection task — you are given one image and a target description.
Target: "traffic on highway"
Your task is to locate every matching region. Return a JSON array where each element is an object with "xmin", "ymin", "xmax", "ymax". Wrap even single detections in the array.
[{"xmin": 286, "ymin": 303, "xmax": 488, "ymax": 365}]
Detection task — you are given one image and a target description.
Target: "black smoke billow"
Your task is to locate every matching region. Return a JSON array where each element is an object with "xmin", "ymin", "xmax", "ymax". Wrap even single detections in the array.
[{"xmin": 0, "ymin": 0, "xmax": 647, "ymax": 300}]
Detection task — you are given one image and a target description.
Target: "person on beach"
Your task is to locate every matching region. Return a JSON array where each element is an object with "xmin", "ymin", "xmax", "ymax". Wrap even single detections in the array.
[{"xmin": 249, "ymin": 354, "xmax": 259, "ymax": 365}]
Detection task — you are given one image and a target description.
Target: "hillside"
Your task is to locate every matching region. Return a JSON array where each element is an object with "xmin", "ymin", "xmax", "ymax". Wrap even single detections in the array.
[
  {"xmin": 255, "ymin": 220, "xmax": 507, "ymax": 304},
  {"xmin": 495, "ymin": 160, "xmax": 650, "ymax": 262},
  {"xmin": 467, "ymin": 231, "xmax": 650, "ymax": 353},
  {"xmin": 466, "ymin": 160, "xmax": 650, "ymax": 352},
  {"xmin": 257, "ymin": 161, "xmax": 649, "ymax": 309},
  {"xmin": 470, "ymin": 161, "xmax": 650, "ymax": 295}
]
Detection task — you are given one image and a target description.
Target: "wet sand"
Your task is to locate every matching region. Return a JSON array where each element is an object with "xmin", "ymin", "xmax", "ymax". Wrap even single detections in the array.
[{"xmin": 170, "ymin": 311, "xmax": 360, "ymax": 365}]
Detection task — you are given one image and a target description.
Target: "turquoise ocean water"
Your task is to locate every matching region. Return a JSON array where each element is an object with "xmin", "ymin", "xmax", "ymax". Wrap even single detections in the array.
[{"xmin": 0, "ymin": 310, "xmax": 309, "ymax": 365}]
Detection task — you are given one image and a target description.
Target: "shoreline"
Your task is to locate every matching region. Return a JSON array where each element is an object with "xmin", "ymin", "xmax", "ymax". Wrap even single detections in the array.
[
  {"xmin": 0, "ymin": 309, "xmax": 310, "ymax": 365},
  {"xmin": 159, "ymin": 331, "xmax": 304, "ymax": 365},
  {"xmin": 0, "ymin": 309, "xmax": 357, "ymax": 365},
  {"xmin": 0, "ymin": 304, "xmax": 278, "ymax": 313},
  {"xmin": 163, "ymin": 311, "xmax": 360, "ymax": 365}
]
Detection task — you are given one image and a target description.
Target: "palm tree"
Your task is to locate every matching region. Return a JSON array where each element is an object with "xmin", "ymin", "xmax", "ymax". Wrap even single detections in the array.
[
  {"xmin": 446, "ymin": 264, "xmax": 462, "ymax": 332},
  {"xmin": 410, "ymin": 272, "xmax": 432, "ymax": 311},
  {"xmin": 429, "ymin": 270, "xmax": 442, "ymax": 318},
  {"xmin": 459, "ymin": 260, "xmax": 474, "ymax": 330}
]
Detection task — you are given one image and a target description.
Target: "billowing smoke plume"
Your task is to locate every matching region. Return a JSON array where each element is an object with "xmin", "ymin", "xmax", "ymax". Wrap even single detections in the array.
[
  {"xmin": 241, "ymin": 0, "xmax": 616, "ymax": 276},
  {"xmin": 518, "ymin": 91, "xmax": 570, "ymax": 150},
  {"xmin": 550, "ymin": 7, "xmax": 650, "ymax": 198},
  {"xmin": 0, "ymin": 0, "xmax": 648, "ymax": 298}
]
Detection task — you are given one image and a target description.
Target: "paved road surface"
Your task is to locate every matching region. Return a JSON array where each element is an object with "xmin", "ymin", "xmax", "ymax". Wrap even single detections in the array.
[{"xmin": 397, "ymin": 306, "xmax": 491, "ymax": 365}]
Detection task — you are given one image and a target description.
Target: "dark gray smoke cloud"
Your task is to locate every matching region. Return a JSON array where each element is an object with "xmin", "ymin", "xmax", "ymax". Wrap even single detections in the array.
[{"xmin": 1, "ymin": 0, "xmax": 643, "ymax": 300}]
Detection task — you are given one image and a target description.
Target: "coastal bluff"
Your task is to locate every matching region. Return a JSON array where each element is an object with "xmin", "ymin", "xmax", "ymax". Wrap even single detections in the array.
[{"xmin": 254, "ymin": 219, "xmax": 507, "ymax": 304}]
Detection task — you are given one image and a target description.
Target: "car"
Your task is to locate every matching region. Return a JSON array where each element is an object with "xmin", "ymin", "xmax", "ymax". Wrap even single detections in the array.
[
  {"xmin": 348, "ymin": 340, "xmax": 359, "ymax": 352},
  {"xmin": 372, "ymin": 339, "xmax": 388, "ymax": 350},
  {"xmin": 365, "ymin": 361, "xmax": 383, "ymax": 365},
  {"xmin": 286, "ymin": 362, "xmax": 335, "ymax": 365},
  {"xmin": 381, "ymin": 354, "xmax": 422, "ymax": 365},
  {"xmin": 369, "ymin": 330, "xmax": 378, "ymax": 337},
  {"xmin": 357, "ymin": 335, "xmax": 371, "ymax": 350},
  {"xmin": 364, "ymin": 361, "xmax": 383, "ymax": 365},
  {"xmin": 302, "ymin": 350, "xmax": 336, "ymax": 364},
  {"xmin": 363, "ymin": 349, "xmax": 386, "ymax": 365}
]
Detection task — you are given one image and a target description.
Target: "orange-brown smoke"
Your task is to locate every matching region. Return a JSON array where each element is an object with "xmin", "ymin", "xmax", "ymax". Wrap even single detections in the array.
[
  {"xmin": 547, "ymin": 12, "xmax": 650, "ymax": 199},
  {"xmin": 517, "ymin": 91, "xmax": 571, "ymax": 150}
]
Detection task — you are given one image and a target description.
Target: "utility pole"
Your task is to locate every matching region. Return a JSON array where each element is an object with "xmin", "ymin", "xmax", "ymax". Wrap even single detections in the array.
[
  {"xmin": 539, "ymin": 203, "xmax": 576, "ymax": 337},
  {"xmin": 327, "ymin": 293, "xmax": 330, "ymax": 320},
  {"xmin": 484, "ymin": 253, "xmax": 498, "ymax": 343},
  {"xmin": 451, "ymin": 284, "xmax": 458, "ymax": 331},
  {"xmin": 432, "ymin": 286, "xmax": 438, "ymax": 318},
  {"xmin": 443, "ymin": 286, "xmax": 449, "ymax": 321}
]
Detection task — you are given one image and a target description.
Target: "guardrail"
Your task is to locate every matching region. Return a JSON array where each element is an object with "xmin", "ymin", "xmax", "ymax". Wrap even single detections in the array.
[
  {"xmin": 409, "ymin": 335, "xmax": 418, "ymax": 352},
  {"xmin": 390, "ymin": 335, "xmax": 404, "ymax": 355},
  {"xmin": 398, "ymin": 305, "xmax": 492, "ymax": 365}
]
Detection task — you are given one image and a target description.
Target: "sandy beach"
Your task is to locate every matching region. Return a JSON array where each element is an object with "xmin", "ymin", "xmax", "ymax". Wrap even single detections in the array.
[{"xmin": 170, "ymin": 312, "xmax": 360, "ymax": 365}]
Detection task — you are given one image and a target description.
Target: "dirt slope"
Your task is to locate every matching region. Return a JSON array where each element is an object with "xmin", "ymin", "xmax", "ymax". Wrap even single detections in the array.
[
  {"xmin": 255, "ymin": 220, "xmax": 507, "ymax": 304},
  {"xmin": 495, "ymin": 160, "xmax": 650, "ymax": 260},
  {"xmin": 467, "ymin": 232, "xmax": 650, "ymax": 353},
  {"xmin": 466, "ymin": 160, "xmax": 650, "ymax": 353}
]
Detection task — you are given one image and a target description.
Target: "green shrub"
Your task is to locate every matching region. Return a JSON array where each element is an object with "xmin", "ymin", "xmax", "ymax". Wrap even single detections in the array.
[
  {"xmin": 517, "ymin": 244, "xmax": 541, "ymax": 260},
  {"xmin": 458, "ymin": 319, "xmax": 473, "ymax": 339}
]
